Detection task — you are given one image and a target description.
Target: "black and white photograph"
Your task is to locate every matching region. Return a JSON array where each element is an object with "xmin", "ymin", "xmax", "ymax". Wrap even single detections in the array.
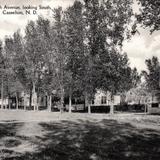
[{"xmin": 0, "ymin": 0, "xmax": 160, "ymax": 159}]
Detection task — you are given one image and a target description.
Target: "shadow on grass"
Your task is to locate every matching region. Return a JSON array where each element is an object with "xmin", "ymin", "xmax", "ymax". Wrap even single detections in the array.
[
  {"xmin": 0, "ymin": 120, "xmax": 160, "ymax": 160},
  {"xmin": 0, "ymin": 123, "xmax": 23, "ymax": 139}
]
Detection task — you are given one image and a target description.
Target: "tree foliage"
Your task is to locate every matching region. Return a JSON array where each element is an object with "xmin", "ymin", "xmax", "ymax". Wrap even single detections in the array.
[
  {"xmin": 136, "ymin": 0, "xmax": 160, "ymax": 33},
  {"xmin": 0, "ymin": 0, "xmax": 139, "ymax": 112},
  {"xmin": 64, "ymin": 1, "xmax": 86, "ymax": 98},
  {"xmin": 83, "ymin": 0, "xmax": 134, "ymax": 98},
  {"xmin": 142, "ymin": 56, "xmax": 160, "ymax": 91}
]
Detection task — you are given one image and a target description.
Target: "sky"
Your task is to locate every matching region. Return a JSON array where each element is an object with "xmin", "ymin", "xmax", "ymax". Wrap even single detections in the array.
[
  {"xmin": 0, "ymin": 0, "xmax": 159, "ymax": 72},
  {"xmin": 123, "ymin": 28, "xmax": 160, "ymax": 72}
]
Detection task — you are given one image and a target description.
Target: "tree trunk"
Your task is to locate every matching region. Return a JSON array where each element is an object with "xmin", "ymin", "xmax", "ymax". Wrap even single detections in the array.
[
  {"xmin": 32, "ymin": 82, "xmax": 36, "ymax": 111},
  {"xmin": 60, "ymin": 95, "xmax": 64, "ymax": 113},
  {"xmin": 60, "ymin": 86, "xmax": 64, "ymax": 113},
  {"xmin": 48, "ymin": 95, "xmax": 52, "ymax": 112},
  {"xmin": 8, "ymin": 98, "xmax": 11, "ymax": 110},
  {"xmin": 1, "ymin": 76, "xmax": 4, "ymax": 109},
  {"xmin": 46, "ymin": 95, "xmax": 48, "ymax": 109},
  {"xmin": 24, "ymin": 100, "xmax": 26, "ymax": 111},
  {"xmin": 29, "ymin": 85, "xmax": 32, "ymax": 109},
  {"xmin": 145, "ymin": 104, "xmax": 147, "ymax": 114},
  {"xmin": 16, "ymin": 93, "xmax": 18, "ymax": 110},
  {"xmin": 88, "ymin": 104, "xmax": 91, "ymax": 114},
  {"xmin": 69, "ymin": 92, "xmax": 72, "ymax": 113},
  {"xmin": 110, "ymin": 103, "xmax": 114, "ymax": 114},
  {"xmin": 36, "ymin": 95, "xmax": 39, "ymax": 111},
  {"xmin": 5, "ymin": 99, "xmax": 7, "ymax": 109},
  {"xmin": 84, "ymin": 92, "xmax": 88, "ymax": 110},
  {"xmin": 110, "ymin": 94, "xmax": 114, "ymax": 114},
  {"xmin": 23, "ymin": 94, "xmax": 27, "ymax": 111},
  {"xmin": 36, "ymin": 87, "xmax": 40, "ymax": 111}
]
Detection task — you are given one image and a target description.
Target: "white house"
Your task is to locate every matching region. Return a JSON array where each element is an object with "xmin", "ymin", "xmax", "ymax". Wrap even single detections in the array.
[{"xmin": 94, "ymin": 90, "xmax": 121, "ymax": 106}]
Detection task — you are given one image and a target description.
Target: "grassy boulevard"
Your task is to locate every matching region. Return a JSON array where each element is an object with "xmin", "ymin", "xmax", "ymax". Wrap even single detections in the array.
[{"xmin": 0, "ymin": 111, "xmax": 160, "ymax": 160}]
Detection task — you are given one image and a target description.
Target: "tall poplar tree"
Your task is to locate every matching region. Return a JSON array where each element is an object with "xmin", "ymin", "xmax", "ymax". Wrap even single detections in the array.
[
  {"xmin": 64, "ymin": 1, "xmax": 86, "ymax": 113},
  {"xmin": 0, "ymin": 41, "xmax": 5, "ymax": 109},
  {"xmin": 83, "ymin": 0, "xmax": 133, "ymax": 113},
  {"xmin": 53, "ymin": 7, "xmax": 67, "ymax": 113}
]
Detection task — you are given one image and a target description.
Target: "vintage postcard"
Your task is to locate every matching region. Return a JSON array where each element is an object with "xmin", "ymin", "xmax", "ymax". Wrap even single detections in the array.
[{"xmin": 0, "ymin": 0, "xmax": 159, "ymax": 159}]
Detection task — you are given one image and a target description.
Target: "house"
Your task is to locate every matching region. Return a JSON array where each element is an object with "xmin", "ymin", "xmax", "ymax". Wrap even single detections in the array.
[
  {"xmin": 147, "ymin": 90, "xmax": 160, "ymax": 114},
  {"xmin": 125, "ymin": 87, "xmax": 150, "ymax": 105},
  {"xmin": 0, "ymin": 98, "xmax": 9, "ymax": 109},
  {"xmin": 0, "ymin": 91, "xmax": 47, "ymax": 110},
  {"xmin": 94, "ymin": 90, "xmax": 121, "ymax": 106},
  {"xmin": 65, "ymin": 90, "xmax": 121, "ymax": 112},
  {"xmin": 126, "ymin": 88, "xmax": 160, "ymax": 114}
]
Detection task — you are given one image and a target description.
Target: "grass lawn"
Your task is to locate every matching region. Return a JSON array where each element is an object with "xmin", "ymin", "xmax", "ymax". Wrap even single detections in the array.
[{"xmin": 0, "ymin": 111, "xmax": 160, "ymax": 160}]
